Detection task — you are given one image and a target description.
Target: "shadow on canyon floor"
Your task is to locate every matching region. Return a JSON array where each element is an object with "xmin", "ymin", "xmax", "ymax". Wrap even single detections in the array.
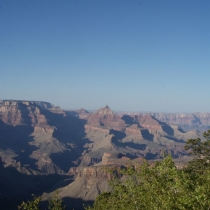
[
  {"xmin": 122, "ymin": 115, "xmax": 135, "ymax": 125},
  {"xmin": 41, "ymin": 197, "xmax": 93, "ymax": 210},
  {"xmin": 0, "ymin": 119, "xmax": 39, "ymax": 169},
  {"xmin": 0, "ymin": 165, "xmax": 73, "ymax": 210}
]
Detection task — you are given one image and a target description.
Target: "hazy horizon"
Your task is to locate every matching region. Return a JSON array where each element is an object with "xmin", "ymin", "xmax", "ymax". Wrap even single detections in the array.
[
  {"xmin": 0, "ymin": 99, "xmax": 208, "ymax": 114},
  {"xmin": 1, "ymin": 0, "xmax": 210, "ymax": 112}
]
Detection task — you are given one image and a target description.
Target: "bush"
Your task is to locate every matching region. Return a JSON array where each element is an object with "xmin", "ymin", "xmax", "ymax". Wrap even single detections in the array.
[
  {"xmin": 18, "ymin": 191, "xmax": 65, "ymax": 210},
  {"xmin": 87, "ymin": 156, "xmax": 210, "ymax": 210}
]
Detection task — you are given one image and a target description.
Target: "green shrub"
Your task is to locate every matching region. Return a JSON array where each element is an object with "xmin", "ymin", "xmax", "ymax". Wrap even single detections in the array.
[{"xmin": 18, "ymin": 191, "xmax": 65, "ymax": 210}]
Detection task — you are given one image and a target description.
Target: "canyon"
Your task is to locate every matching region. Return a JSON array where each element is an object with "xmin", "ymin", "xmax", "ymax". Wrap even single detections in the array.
[{"xmin": 0, "ymin": 100, "xmax": 208, "ymax": 209}]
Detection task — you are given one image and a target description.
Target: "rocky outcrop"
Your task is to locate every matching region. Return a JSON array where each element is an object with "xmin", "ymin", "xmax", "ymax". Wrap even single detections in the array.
[
  {"xmin": 101, "ymin": 152, "xmax": 131, "ymax": 165},
  {"xmin": 66, "ymin": 108, "xmax": 90, "ymax": 119},
  {"xmin": 0, "ymin": 100, "xmax": 88, "ymax": 174},
  {"xmin": 0, "ymin": 100, "xmax": 66, "ymax": 126},
  {"xmin": 94, "ymin": 105, "xmax": 114, "ymax": 115},
  {"xmin": 135, "ymin": 115, "xmax": 163, "ymax": 132},
  {"xmin": 39, "ymin": 162, "xmax": 64, "ymax": 174},
  {"xmin": 80, "ymin": 155, "xmax": 102, "ymax": 166},
  {"xmin": 42, "ymin": 165, "xmax": 123, "ymax": 209},
  {"xmin": 77, "ymin": 165, "xmax": 113, "ymax": 180},
  {"xmin": 85, "ymin": 125, "xmax": 109, "ymax": 133},
  {"xmin": 87, "ymin": 106, "xmax": 126, "ymax": 131},
  {"xmin": 76, "ymin": 108, "xmax": 90, "ymax": 119},
  {"xmin": 102, "ymin": 152, "xmax": 113, "ymax": 165},
  {"xmin": 68, "ymin": 167, "xmax": 79, "ymax": 175},
  {"xmin": 125, "ymin": 124, "xmax": 142, "ymax": 136},
  {"xmin": 33, "ymin": 125, "xmax": 55, "ymax": 134},
  {"xmin": 0, "ymin": 100, "xmax": 46, "ymax": 126}
]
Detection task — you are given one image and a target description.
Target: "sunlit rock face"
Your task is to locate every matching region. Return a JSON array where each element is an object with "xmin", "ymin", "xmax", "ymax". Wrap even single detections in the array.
[
  {"xmin": 86, "ymin": 106, "xmax": 126, "ymax": 131},
  {"xmin": 42, "ymin": 164, "xmax": 122, "ymax": 208},
  {"xmin": 0, "ymin": 100, "xmax": 64, "ymax": 126}
]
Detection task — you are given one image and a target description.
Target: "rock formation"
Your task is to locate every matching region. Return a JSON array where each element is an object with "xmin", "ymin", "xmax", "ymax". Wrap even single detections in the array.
[
  {"xmin": 86, "ymin": 106, "xmax": 126, "ymax": 131},
  {"xmin": 42, "ymin": 165, "xmax": 122, "ymax": 209},
  {"xmin": 81, "ymin": 106, "xmax": 198, "ymax": 166},
  {"xmin": 150, "ymin": 113, "xmax": 210, "ymax": 131},
  {"xmin": 0, "ymin": 100, "xmax": 209, "ymax": 209},
  {"xmin": 0, "ymin": 100, "xmax": 86, "ymax": 174}
]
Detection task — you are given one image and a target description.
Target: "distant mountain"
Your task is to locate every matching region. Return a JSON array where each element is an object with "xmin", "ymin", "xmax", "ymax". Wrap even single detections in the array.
[
  {"xmin": 150, "ymin": 112, "xmax": 210, "ymax": 131},
  {"xmin": 66, "ymin": 108, "xmax": 90, "ymax": 119},
  {"xmin": 86, "ymin": 105, "xmax": 126, "ymax": 130},
  {"xmin": 117, "ymin": 111, "xmax": 210, "ymax": 131}
]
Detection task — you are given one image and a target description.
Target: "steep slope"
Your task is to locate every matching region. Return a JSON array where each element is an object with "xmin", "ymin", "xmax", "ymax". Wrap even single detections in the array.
[
  {"xmin": 86, "ymin": 105, "xmax": 126, "ymax": 130},
  {"xmin": 81, "ymin": 107, "xmax": 200, "ymax": 165},
  {"xmin": 42, "ymin": 165, "xmax": 117, "ymax": 210},
  {"xmin": 66, "ymin": 108, "xmax": 90, "ymax": 119},
  {"xmin": 0, "ymin": 100, "xmax": 88, "ymax": 174},
  {"xmin": 0, "ymin": 156, "xmax": 71, "ymax": 210}
]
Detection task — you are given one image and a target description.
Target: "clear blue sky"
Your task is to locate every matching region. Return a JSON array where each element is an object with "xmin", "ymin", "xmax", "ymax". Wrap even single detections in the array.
[{"xmin": 0, "ymin": 0, "xmax": 210, "ymax": 112}]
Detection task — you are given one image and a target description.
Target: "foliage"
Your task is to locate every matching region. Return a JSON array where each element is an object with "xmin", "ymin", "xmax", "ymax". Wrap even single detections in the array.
[
  {"xmin": 18, "ymin": 195, "xmax": 41, "ymax": 210},
  {"xmin": 86, "ymin": 156, "xmax": 210, "ymax": 210},
  {"xmin": 18, "ymin": 191, "xmax": 65, "ymax": 210},
  {"xmin": 185, "ymin": 129, "xmax": 210, "ymax": 172},
  {"xmin": 48, "ymin": 190, "xmax": 65, "ymax": 210}
]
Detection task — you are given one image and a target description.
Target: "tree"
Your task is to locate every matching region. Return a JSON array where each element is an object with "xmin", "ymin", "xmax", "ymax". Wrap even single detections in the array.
[
  {"xmin": 18, "ymin": 195, "xmax": 41, "ymax": 210},
  {"xmin": 48, "ymin": 190, "xmax": 65, "ymax": 210},
  {"xmin": 86, "ymin": 156, "xmax": 210, "ymax": 210},
  {"xmin": 185, "ymin": 129, "xmax": 210, "ymax": 172},
  {"xmin": 18, "ymin": 191, "xmax": 65, "ymax": 210}
]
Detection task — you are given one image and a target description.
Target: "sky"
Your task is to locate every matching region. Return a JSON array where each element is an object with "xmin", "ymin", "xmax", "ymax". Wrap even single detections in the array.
[{"xmin": 0, "ymin": 0, "xmax": 210, "ymax": 112}]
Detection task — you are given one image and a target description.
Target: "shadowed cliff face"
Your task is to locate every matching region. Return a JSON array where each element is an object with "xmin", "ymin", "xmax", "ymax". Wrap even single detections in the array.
[
  {"xmin": 41, "ymin": 165, "xmax": 123, "ymax": 209},
  {"xmin": 0, "ymin": 100, "xmax": 90, "ymax": 174},
  {"xmin": 0, "ymin": 160, "xmax": 72, "ymax": 210}
]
